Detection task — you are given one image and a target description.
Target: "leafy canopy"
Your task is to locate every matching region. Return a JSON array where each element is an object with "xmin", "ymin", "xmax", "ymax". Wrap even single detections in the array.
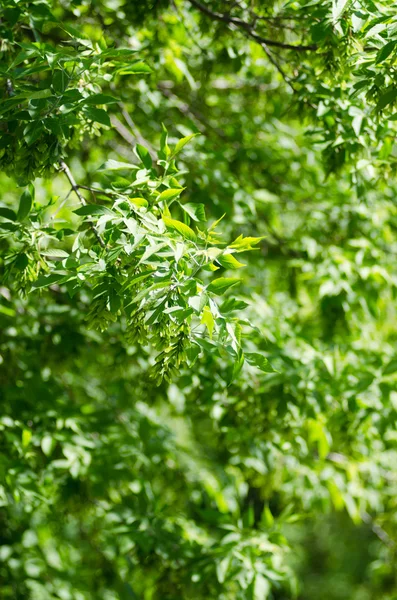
[{"xmin": 1, "ymin": 1, "xmax": 397, "ymax": 599}]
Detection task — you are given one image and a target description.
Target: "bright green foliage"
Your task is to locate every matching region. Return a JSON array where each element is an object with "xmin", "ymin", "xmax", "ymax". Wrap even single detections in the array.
[{"xmin": 1, "ymin": 1, "xmax": 397, "ymax": 599}]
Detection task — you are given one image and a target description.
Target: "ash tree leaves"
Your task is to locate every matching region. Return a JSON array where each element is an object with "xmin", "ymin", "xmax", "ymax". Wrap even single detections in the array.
[
  {"xmin": 207, "ymin": 277, "xmax": 240, "ymax": 295},
  {"xmin": 0, "ymin": 3, "xmax": 152, "ymax": 185},
  {"xmin": 63, "ymin": 141, "xmax": 263, "ymax": 383},
  {"xmin": 82, "ymin": 106, "xmax": 111, "ymax": 127},
  {"xmin": 16, "ymin": 184, "xmax": 34, "ymax": 221},
  {"xmin": 245, "ymin": 352, "xmax": 276, "ymax": 374},
  {"xmin": 134, "ymin": 143, "xmax": 153, "ymax": 169},
  {"xmin": 375, "ymin": 40, "xmax": 397, "ymax": 65},
  {"xmin": 158, "ymin": 188, "xmax": 184, "ymax": 203},
  {"xmin": 332, "ymin": 0, "xmax": 350, "ymax": 23},
  {"xmin": 181, "ymin": 201, "xmax": 206, "ymax": 222},
  {"xmin": 163, "ymin": 215, "xmax": 197, "ymax": 241},
  {"xmin": 52, "ymin": 68, "xmax": 69, "ymax": 95},
  {"xmin": 170, "ymin": 132, "xmax": 199, "ymax": 159},
  {"xmin": 0, "ymin": 207, "xmax": 17, "ymax": 221},
  {"xmin": 3, "ymin": 1, "xmax": 397, "ymax": 599},
  {"xmin": 1, "ymin": 9, "xmax": 264, "ymax": 385},
  {"xmin": 179, "ymin": 0, "xmax": 397, "ymax": 179}
]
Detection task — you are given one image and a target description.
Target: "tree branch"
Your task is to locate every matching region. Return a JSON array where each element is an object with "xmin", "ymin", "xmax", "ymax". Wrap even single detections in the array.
[
  {"xmin": 187, "ymin": 0, "xmax": 317, "ymax": 51},
  {"xmin": 59, "ymin": 160, "xmax": 106, "ymax": 248}
]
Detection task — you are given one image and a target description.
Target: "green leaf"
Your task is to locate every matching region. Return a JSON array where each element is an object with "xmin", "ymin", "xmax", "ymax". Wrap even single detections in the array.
[
  {"xmin": 131, "ymin": 280, "xmax": 172, "ymax": 304},
  {"xmin": 120, "ymin": 269, "xmax": 156, "ymax": 292},
  {"xmin": 135, "ymin": 144, "xmax": 152, "ymax": 169},
  {"xmin": 52, "ymin": 69, "xmax": 68, "ymax": 94},
  {"xmin": 0, "ymin": 222, "xmax": 18, "ymax": 232},
  {"xmin": 376, "ymin": 41, "xmax": 396, "ymax": 64},
  {"xmin": 23, "ymin": 121, "xmax": 44, "ymax": 146},
  {"xmin": 17, "ymin": 185, "xmax": 34, "ymax": 221},
  {"xmin": 216, "ymin": 557, "xmax": 231, "ymax": 584},
  {"xmin": 41, "ymin": 435, "xmax": 55, "ymax": 456},
  {"xmin": 253, "ymin": 574, "xmax": 270, "ymax": 599},
  {"xmin": 216, "ymin": 253, "xmax": 246, "ymax": 270},
  {"xmin": 40, "ymin": 248, "xmax": 70, "ymax": 259},
  {"xmin": 245, "ymin": 352, "xmax": 276, "ymax": 373},
  {"xmin": 15, "ymin": 254, "xmax": 29, "ymax": 270},
  {"xmin": 59, "ymin": 89, "xmax": 84, "ymax": 104},
  {"xmin": 138, "ymin": 242, "xmax": 167, "ymax": 265},
  {"xmin": 207, "ymin": 277, "xmax": 240, "ymax": 295},
  {"xmin": 159, "ymin": 123, "xmax": 170, "ymax": 160},
  {"xmin": 229, "ymin": 234, "xmax": 264, "ymax": 251},
  {"xmin": 33, "ymin": 273, "xmax": 70, "ymax": 289},
  {"xmin": 332, "ymin": 0, "xmax": 350, "ymax": 22},
  {"xmin": 61, "ymin": 23, "xmax": 91, "ymax": 41},
  {"xmin": 99, "ymin": 159, "xmax": 136, "ymax": 171},
  {"xmin": 186, "ymin": 343, "xmax": 200, "ymax": 366},
  {"xmin": 129, "ymin": 197, "xmax": 148, "ymax": 207},
  {"xmin": 220, "ymin": 298, "xmax": 249, "ymax": 313},
  {"xmin": 158, "ymin": 188, "xmax": 184, "ymax": 203},
  {"xmin": 261, "ymin": 504, "xmax": 274, "ymax": 528},
  {"xmin": 170, "ymin": 133, "xmax": 198, "ymax": 158},
  {"xmin": 118, "ymin": 61, "xmax": 153, "ymax": 74},
  {"xmin": 0, "ymin": 207, "xmax": 17, "ymax": 221},
  {"xmin": 201, "ymin": 306, "xmax": 215, "ymax": 339},
  {"xmin": 163, "ymin": 216, "xmax": 197, "ymax": 241},
  {"xmin": 228, "ymin": 349, "xmax": 245, "ymax": 385},
  {"xmin": 74, "ymin": 205, "xmax": 114, "ymax": 216},
  {"xmin": 383, "ymin": 358, "xmax": 397, "ymax": 375},
  {"xmin": 83, "ymin": 107, "xmax": 111, "ymax": 127},
  {"xmin": 22, "ymin": 429, "xmax": 32, "ymax": 447},
  {"xmin": 377, "ymin": 89, "xmax": 397, "ymax": 111},
  {"xmin": 23, "ymin": 89, "xmax": 53, "ymax": 100},
  {"xmin": 83, "ymin": 94, "xmax": 118, "ymax": 105},
  {"xmin": 4, "ymin": 7, "xmax": 21, "ymax": 26},
  {"xmin": 180, "ymin": 202, "xmax": 206, "ymax": 222}
]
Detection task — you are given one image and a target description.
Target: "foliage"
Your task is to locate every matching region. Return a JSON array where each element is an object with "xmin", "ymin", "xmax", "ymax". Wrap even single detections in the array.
[{"xmin": 1, "ymin": 1, "xmax": 397, "ymax": 599}]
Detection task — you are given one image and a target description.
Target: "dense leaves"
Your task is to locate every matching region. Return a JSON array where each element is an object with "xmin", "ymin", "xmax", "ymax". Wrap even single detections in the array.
[{"xmin": 1, "ymin": 1, "xmax": 397, "ymax": 599}]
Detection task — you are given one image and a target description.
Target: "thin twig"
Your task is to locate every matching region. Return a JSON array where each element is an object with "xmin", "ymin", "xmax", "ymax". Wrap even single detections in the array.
[
  {"xmin": 187, "ymin": 0, "xmax": 317, "ymax": 51},
  {"xmin": 51, "ymin": 188, "xmax": 74, "ymax": 221},
  {"xmin": 59, "ymin": 160, "xmax": 106, "ymax": 248},
  {"xmin": 78, "ymin": 185, "xmax": 119, "ymax": 197},
  {"xmin": 259, "ymin": 42, "xmax": 297, "ymax": 92},
  {"xmin": 186, "ymin": 0, "xmax": 303, "ymax": 92}
]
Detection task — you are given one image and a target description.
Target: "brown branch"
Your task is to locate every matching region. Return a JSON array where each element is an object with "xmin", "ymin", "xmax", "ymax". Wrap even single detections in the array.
[
  {"xmin": 186, "ymin": 0, "xmax": 303, "ymax": 92},
  {"xmin": 187, "ymin": 0, "xmax": 317, "ymax": 51},
  {"xmin": 59, "ymin": 160, "xmax": 106, "ymax": 248},
  {"xmin": 258, "ymin": 42, "xmax": 297, "ymax": 92},
  {"xmin": 78, "ymin": 185, "xmax": 118, "ymax": 197}
]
